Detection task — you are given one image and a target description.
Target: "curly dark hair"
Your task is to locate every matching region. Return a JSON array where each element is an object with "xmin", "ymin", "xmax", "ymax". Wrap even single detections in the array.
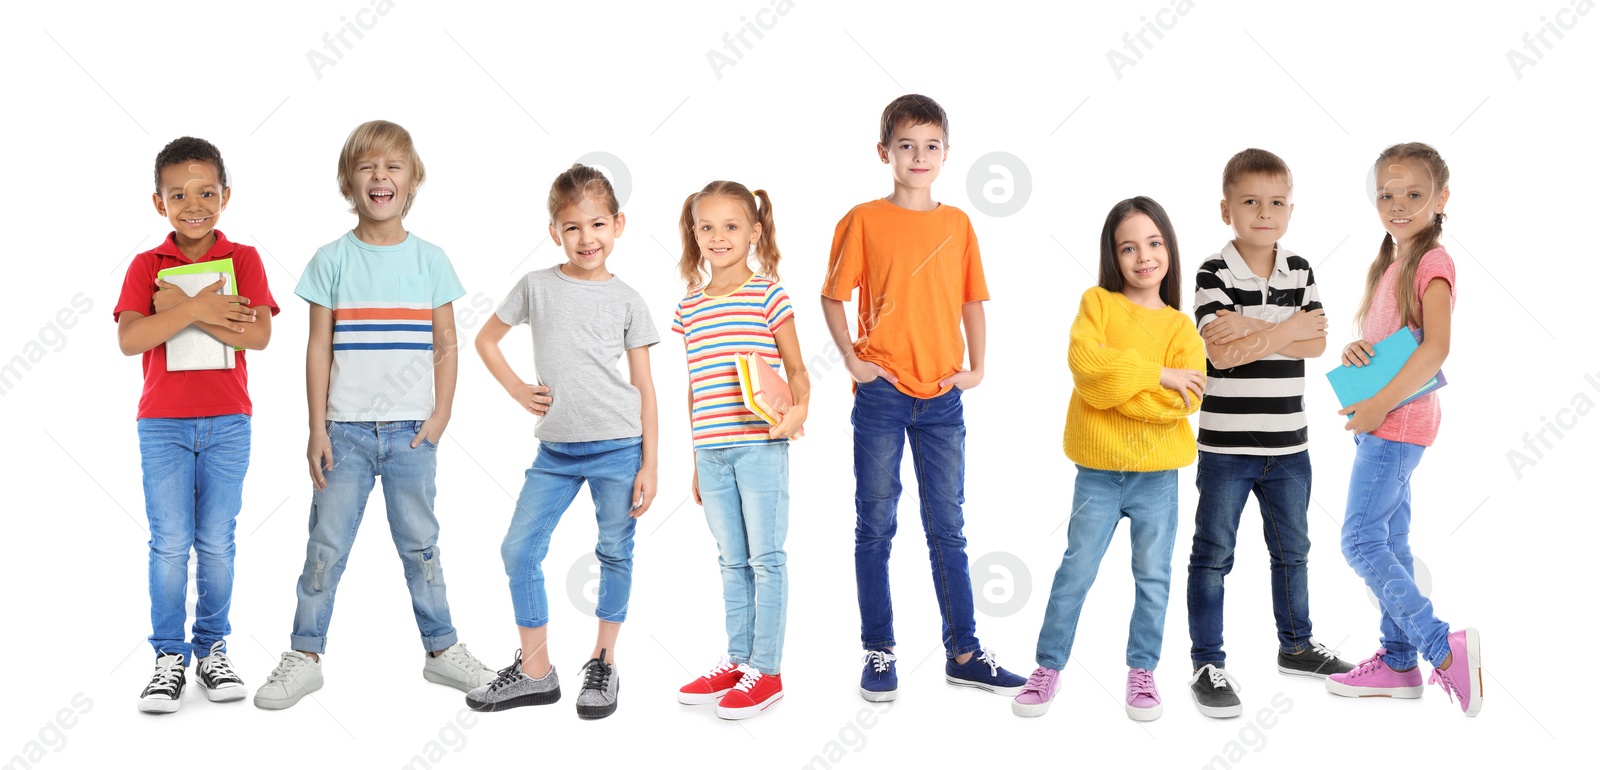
[{"xmin": 154, "ymin": 136, "xmax": 227, "ymax": 193}]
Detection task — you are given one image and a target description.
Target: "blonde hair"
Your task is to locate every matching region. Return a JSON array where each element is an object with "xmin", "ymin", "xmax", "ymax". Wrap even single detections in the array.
[
  {"xmin": 677, "ymin": 181, "xmax": 781, "ymax": 293},
  {"xmin": 337, "ymin": 120, "xmax": 426, "ymax": 217},
  {"xmin": 546, "ymin": 163, "xmax": 620, "ymax": 225},
  {"xmin": 1356, "ymin": 142, "xmax": 1450, "ymax": 330}
]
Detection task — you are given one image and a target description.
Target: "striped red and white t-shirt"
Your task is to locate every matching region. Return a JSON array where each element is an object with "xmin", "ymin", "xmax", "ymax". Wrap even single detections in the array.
[{"xmin": 672, "ymin": 275, "xmax": 794, "ymax": 450}]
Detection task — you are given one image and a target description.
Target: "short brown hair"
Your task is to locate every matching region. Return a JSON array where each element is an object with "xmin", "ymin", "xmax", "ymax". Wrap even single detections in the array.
[
  {"xmin": 337, "ymin": 120, "xmax": 426, "ymax": 217},
  {"xmin": 879, "ymin": 94, "xmax": 949, "ymax": 148},
  {"xmin": 546, "ymin": 163, "xmax": 621, "ymax": 225},
  {"xmin": 1222, "ymin": 148, "xmax": 1292, "ymax": 195}
]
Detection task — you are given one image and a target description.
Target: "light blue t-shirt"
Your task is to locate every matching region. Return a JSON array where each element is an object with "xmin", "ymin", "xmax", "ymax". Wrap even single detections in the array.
[{"xmin": 295, "ymin": 231, "xmax": 466, "ymax": 421}]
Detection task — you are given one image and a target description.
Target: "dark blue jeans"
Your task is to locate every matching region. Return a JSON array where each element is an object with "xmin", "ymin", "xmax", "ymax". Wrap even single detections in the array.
[
  {"xmin": 852, "ymin": 378, "xmax": 979, "ymax": 658},
  {"xmin": 1186, "ymin": 450, "xmax": 1314, "ymax": 668}
]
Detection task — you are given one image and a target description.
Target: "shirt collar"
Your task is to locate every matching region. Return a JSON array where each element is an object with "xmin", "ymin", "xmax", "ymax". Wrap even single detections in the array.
[
  {"xmin": 154, "ymin": 229, "xmax": 236, "ymax": 263},
  {"xmin": 1220, "ymin": 240, "xmax": 1292, "ymax": 280}
]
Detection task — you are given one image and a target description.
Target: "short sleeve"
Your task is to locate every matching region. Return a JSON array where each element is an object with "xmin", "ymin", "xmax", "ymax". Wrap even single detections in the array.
[
  {"xmin": 495, "ymin": 275, "xmax": 530, "ymax": 327},
  {"xmin": 1193, "ymin": 259, "xmax": 1231, "ymax": 331},
  {"xmin": 764, "ymin": 282, "xmax": 794, "ymax": 332},
  {"xmin": 822, "ymin": 212, "xmax": 862, "ymax": 301},
  {"xmin": 623, "ymin": 291, "xmax": 660, "ymax": 350},
  {"xmin": 671, "ymin": 300, "xmax": 686, "ymax": 336},
  {"xmin": 961, "ymin": 215, "xmax": 989, "ymax": 303},
  {"xmin": 1301, "ymin": 265, "xmax": 1323, "ymax": 313},
  {"xmin": 294, "ymin": 247, "xmax": 338, "ymax": 309},
  {"xmin": 429, "ymin": 250, "xmax": 467, "ymax": 308},
  {"xmin": 114, "ymin": 254, "xmax": 157, "ymax": 321},
  {"xmin": 1414, "ymin": 249, "xmax": 1456, "ymax": 306},
  {"xmin": 232, "ymin": 246, "xmax": 280, "ymax": 316}
]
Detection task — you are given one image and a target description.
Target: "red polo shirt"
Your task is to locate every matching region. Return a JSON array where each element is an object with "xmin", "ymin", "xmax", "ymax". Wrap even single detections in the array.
[{"xmin": 114, "ymin": 230, "xmax": 280, "ymax": 419}]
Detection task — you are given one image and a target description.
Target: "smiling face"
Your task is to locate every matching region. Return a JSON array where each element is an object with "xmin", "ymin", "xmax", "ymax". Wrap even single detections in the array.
[
  {"xmin": 693, "ymin": 194, "xmax": 761, "ymax": 277},
  {"xmin": 349, "ymin": 150, "xmax": 412, "ymax": 224},
  {"xmin": 153, "ymin": 161, "xmax": 229, "ymax": 242},
  {"xmin": 1375, "ymin": 156, "xmax": 1449, "ymax": 247},
  {"xmin": 877, "ymin": 119, "xmax": 947, "ymax": 191},
  {"xmin": 1114, "ymin": 212, "xmax": 1169, "ymax": 301},
  {"xmin": 549, "ymin": 195, "xmax": 625, "ymax": 275},
  {"xmin": 1222, "ymin": 172, "xmax": 1293, "ymax": 251}
]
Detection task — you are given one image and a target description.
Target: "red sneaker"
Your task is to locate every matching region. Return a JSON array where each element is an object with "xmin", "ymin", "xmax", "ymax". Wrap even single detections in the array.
[
  {"xmin": 678, "ymin": 658, "xmax": 743, "ymax": 705},
  {"xmin": 715, "ymin": 665, "xmax": 783, "ymax": 720}
]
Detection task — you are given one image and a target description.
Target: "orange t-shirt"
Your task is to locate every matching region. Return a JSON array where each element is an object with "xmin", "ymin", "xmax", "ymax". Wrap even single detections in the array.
[{"xmin": 822, "ymin": 199, "xmax": 989, "ymax": 398}]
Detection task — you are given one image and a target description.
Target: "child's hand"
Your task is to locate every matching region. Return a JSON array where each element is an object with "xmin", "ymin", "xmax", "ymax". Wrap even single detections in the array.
[
  {"xmin": 410, "ymin": 414, "xmax": 448, "ymax": 449},
  {"xmin": 510, "ymin": 383, "xmax": 552, "ymax": 415},
  {"xmin": 768, "ymin": 404, "xmax": 808, "ymax": 440},
  {"xmin": 1286, "ymin": 308, "xmax": 1329, "ymax": 341},
  {"xmin": 307, "ymin": 429, "xmax": 334, "ymax": 491},
  {"xmin": 846, "ymin": 355, "xmax": 895, "ymax": 384},
  {"xmin": 940, "ymin": 369, "xmax": 983, "ymax": 392},
  {"xmin": 1201, "ymin": 309, "xmax": 1255, "ymax": 345},
  {"xmin": 1341, "ymin": 339, "xmax": 1376, "ymax": 367},
  {"xmin": 691, "ymin": 467, "xmax": 702, "ymax": 505},
  {"xmin": 152, "ymin": 280, "xmax": 188, "ymax": 315},
  {"xmin": 631, "ymin": 466, "xmax": 657, "ymax": 518},
  {"xmin": 1339, "ymin": 398, "xmax": 1385, "ymax": 435},
  {"xmin": 1160, "ymin": 367, "xmax": 1207, "ymax": 408},
  {"xmin": 186, "ymin": 280, "xmax": 256, "ymax": 333}
]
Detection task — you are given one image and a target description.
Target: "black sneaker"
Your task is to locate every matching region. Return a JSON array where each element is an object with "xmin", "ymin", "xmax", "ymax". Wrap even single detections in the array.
[
  {"xmin": 1188, "ymin": 664, "xmax": 1242, "ymax": 718},
  {"xmin": 1278, "ymin": 639, "xmax": 1355, "ymax": 678},
  {"xmin": 138, "ymin": 654, "xmax": 187, "ymax": 713},
  {"xmin": 576, "ymin": 649, "xmax": 619, "ymax": 719},
  {"xmin": 195, "ymin": 641, "xmax": 247, "ymax": 702}
]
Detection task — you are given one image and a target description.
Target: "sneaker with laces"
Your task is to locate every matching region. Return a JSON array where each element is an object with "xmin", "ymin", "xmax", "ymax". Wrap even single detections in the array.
[
  {"xmin": 138, "ymin": 654, "xmax": 186, "ymax": 713},
  {"xmin": 1010, "ymin": 666, "xmax": 1061, "ymax": 717},
  {"xmin": 1324, "ymin": 648, "xmax": 1424, "ymax": 698},
  {"xmin": 1125, "ymin": 667, "xmax": 1162, "ymax": 721},
  {"xmin": 1278, "ymin": 639, "xmax": 1355, "ymax": 678},
  {"xmin": 465, "ymin": 649, "xmax": 561, "ymax": 712},
  {"xmin": 679, "ymin": 657, "xmax": 743, "ymax": 705},
  {"xmin": 860, "ymin": 649, "xmax": 898, "ymax": 702},
  {"xmin": 576, "ymin": 649, "xmax": 620, "ymax": 719},
  {"xmin": 195, "ymin": 640, "xmax": 246, "ymax": 702},
  {"xmin": 946, "ymin": 647, "xmax": 1027, "ymax": 696},
  {"xmin": 716, "ymin": 665, "xmax": 783, "ymax": 720},
  {"xmin": 1188, "ymin": 664, "xmax": 1242, "ymax": 718},
  {"xmin": 1428, "ymin": 628, "xmax": 1482, "ymax": 717},
  {"xmin": 253, "ymin": 651, "xmax": 323, "ymax": 710},
  {"xmin": 423, "ymin": 642, "xmax": 496, "ymax": 692}
]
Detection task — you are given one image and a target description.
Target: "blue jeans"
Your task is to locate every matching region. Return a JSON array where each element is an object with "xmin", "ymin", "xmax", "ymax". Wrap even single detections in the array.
[
  {"xmin": 1187, "ymin": 450, "xmax": 1315, "ymax": 668},
  {"xmin": 1340, "ymin": 433, "xmax": 1451, "ymax": 669},
  {"xmin": 696, "ymin": 443, "xmax": 790, "ymax": 675},
  {"xmin": 502, "ymin": 437, "xmax": 641, "ymax": 628},
  {"xmin": 852, "ymin": 378, "xmax": 979, "ymax": 658},
  {"xmin": 1035, "ymin": 467, "xmax": 1178, "ymax": 671},
  {"xmin": 291, "ymin": 420, "xmax": 457, "ymax": 654},
  {"xmin": 138, "ymin": 414, "xmax": 251, "ymax": 663}
]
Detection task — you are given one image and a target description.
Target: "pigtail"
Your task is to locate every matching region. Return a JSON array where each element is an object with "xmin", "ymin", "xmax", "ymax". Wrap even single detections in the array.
[
  {"xmin": 752, "ymin": 189, "xmax": 782, "ymax": 282},
  {"xmin": 678, "ymin": 192, "xmax": 706, "ymax": 293}
]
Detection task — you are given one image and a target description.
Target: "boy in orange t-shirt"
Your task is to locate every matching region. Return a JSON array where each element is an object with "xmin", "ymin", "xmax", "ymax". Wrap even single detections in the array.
[{"xmin": 821, "ymin": 94, "xmax": 1026, "ymax": 702}]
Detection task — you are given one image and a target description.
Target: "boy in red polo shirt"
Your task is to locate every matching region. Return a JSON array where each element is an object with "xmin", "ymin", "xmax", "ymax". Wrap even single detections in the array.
[{"xmin": 114, "ymin": 137, "xmax": 279, "ymax": 713}]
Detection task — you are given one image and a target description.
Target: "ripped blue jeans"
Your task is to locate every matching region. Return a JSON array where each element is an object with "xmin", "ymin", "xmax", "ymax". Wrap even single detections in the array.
[{"xmin": 290, "ymin": 420, "xmax": 458, "ymax": 654}]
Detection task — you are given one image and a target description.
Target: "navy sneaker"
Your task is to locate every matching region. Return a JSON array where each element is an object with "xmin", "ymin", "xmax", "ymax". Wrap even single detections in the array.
[
  {"xmin": 946, "ymin": 647, "xmax": 1027, "ymax": 696},
  {"xmin": 859, "ymin": 649, "xmax": 898, "ymax": 702}
]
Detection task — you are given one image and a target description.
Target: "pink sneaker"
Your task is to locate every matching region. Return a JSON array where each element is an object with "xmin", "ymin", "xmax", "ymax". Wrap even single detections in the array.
[
  {"xmin": 1428, "ymin": 628, "xmax": 1482, "ymax": 717},
  {"xmin": 1325, "ymin": 648, "xmax": 1424, "ymax": 698},
  {"xmin": 1125, "ymin": 668, "xmax": 1162, "ymax": 721},
  {"xmin": 1011, "ymin": 667, "xmax": 1061, "ymax": 718}
]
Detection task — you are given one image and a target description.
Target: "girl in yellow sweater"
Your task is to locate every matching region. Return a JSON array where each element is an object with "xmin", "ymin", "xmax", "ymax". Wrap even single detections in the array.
[{"xmin": 1012, "ymin": 196, "xmax": 1206, "ymax": 721}]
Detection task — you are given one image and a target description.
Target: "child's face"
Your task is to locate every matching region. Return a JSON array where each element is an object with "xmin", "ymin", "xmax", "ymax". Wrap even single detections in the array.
[
  {"xmin": 350, "ymin": 150, "xmax": 413, "ymax": 223},
  {"xmin": 549, "ymin": 196, "xmax": 625, "ymax": 271},
  {"xmin": 1221, "ymin": 173, "xmax": 1293, "ymax": 251},
  {"xmin": 1114, "ymin": 212, "xmax": 1169, "ymax": 292},
  {"xmin": 1375, "ymin": 156, "xmax": 1449, "ymax": 245},
  {"xmin": 693, "ymin": 195, "xmax": 761, "ymax": 275},
  {"xmin": 877, "ymin": 119, "xmax": 947, "ymax": 191},
  {"xmin": 152, "ymin": 161, "xmax": 229, "ymax": 241}
]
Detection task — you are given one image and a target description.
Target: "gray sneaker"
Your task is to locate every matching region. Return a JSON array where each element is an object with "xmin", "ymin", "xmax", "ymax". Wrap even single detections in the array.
[
  {"xmin": 1278, "ymin": 639, "xmax": 1355, "ymax": 678},
  {"xmin": 1189, "ymin": 664, "xmax": 1243, "ymax": 719},
  {"xmin": 424, "ymin": 642, "xmax": 496, "ymax": 692},
  {"xmin": 465, "ymin": 650, "xmax": 560, "ymax": 712},
  {"xmin": 576, "ymin": 649, "xmax": 619, "ymax": 719},
  {"xmin": 253, "ymin": 651, "xmax": 323, "ymax": 710}
]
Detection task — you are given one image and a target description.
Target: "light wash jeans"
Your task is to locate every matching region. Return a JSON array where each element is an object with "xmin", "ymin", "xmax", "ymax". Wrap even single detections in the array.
[{"xmin": 696, "ymin": 442, "xmax": 789, "ymax": 674}]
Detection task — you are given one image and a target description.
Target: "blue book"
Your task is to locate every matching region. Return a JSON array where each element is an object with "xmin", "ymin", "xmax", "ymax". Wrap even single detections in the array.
[{"xmin": 1326, "ymin": 327, "xmax": 1446, "ymax": 417}]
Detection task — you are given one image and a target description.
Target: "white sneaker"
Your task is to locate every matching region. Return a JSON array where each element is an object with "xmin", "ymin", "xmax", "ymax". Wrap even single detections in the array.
[
  {"xmin": 254, "ymin": 651, "xmax": 323, "ymax": 710},
  {"xmin": 138, "ymin": 654, "xmax": 186, "ymax": 713},
  {"xmin": 195, "ymin": 641, "xmax": 247, "ymax": 702},
  {"xmin": 423, "ymin": 643, "xmax": 495, "ymax": 692}
]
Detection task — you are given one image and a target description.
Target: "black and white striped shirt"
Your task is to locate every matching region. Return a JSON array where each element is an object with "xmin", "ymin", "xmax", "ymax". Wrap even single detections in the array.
[{"xmin": 1193, "ymin": 242, "xmax": 1322, "ymax": 455}]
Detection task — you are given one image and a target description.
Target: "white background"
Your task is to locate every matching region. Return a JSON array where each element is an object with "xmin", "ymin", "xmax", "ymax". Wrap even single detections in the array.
[{"xmin": 2, "ymin": 0, "xmax": 1594, "ymax": 767}]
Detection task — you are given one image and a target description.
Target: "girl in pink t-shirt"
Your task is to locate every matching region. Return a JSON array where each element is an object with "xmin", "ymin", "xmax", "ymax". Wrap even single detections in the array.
[{"xmin": 1323, "ymin": 143, "xmax": 1481, "ymax": 717}]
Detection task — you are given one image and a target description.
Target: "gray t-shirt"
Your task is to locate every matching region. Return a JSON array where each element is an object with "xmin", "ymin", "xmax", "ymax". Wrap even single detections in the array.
[{"xmin": 496, "ymin": 265, "xmax": 660, "ymax": 442}]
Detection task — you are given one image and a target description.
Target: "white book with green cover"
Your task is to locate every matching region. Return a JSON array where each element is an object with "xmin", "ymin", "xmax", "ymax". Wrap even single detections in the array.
[{"xmin": 161, "ymin": 271, "xmax": 236, "ymax": 371}]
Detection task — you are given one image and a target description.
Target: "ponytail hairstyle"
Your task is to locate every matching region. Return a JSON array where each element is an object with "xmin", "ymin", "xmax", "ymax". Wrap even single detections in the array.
[
  {"xmin": 677, "ymin": 180, "xmax": 781, "ymax": 293},
  {"xmin": 546, "ymin": 163, "xmax": 620, "ymax": 225},
  {"xmin": 1356, "ymin": 142, "xmax": 1450, "ymax": 330},
  {"xmin": 1097, "ymin": 196, "xmax": 1184, "ymax": 311}
]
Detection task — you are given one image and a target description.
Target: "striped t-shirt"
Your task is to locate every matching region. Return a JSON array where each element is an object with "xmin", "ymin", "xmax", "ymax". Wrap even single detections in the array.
[
  {"xmin": 1193, "ymin": 242, "xmax": 1322, "ymax": 455},
  {"xmin": 672, "ymin": 276, "xmax": 795, "ymax": 450},
  {"xmin": 295, "ymin": 231, "xmax": 465, "ymax": 421}
]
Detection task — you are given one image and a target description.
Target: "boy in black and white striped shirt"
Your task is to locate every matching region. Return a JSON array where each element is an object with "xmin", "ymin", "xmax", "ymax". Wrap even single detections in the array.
[{"xmin": 1184, "ymin": 149, "xmax": 1354, "ymax": 720}]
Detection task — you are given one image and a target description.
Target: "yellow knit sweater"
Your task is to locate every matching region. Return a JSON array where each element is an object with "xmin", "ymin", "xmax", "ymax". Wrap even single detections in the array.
[{"xmin": 1064, "ymin": 287, "xmax": 1206, "ymax": 471}]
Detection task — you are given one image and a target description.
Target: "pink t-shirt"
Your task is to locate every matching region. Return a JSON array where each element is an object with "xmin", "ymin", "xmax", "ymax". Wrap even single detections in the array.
[{"xmin": 1360, "ymin": 247, "xmax": 1456, "ymax": 446}]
